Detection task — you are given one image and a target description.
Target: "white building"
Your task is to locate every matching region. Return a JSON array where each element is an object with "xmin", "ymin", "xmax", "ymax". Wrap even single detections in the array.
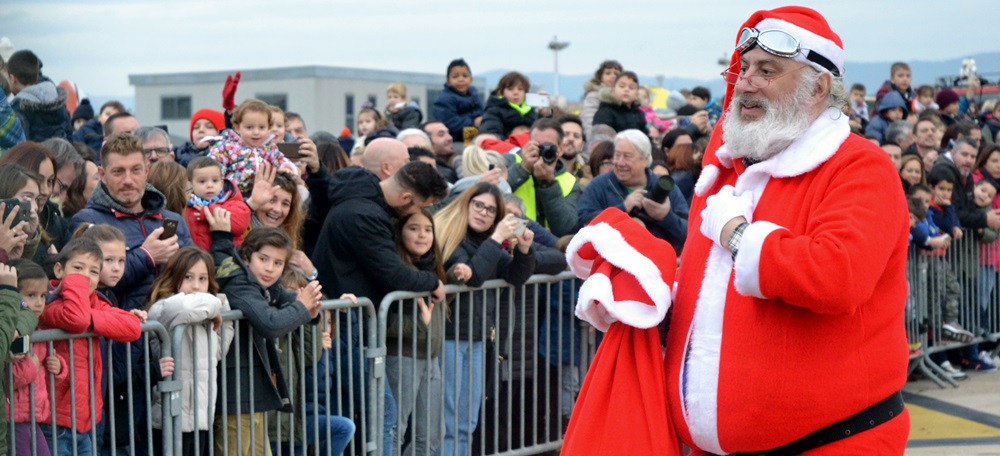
[{"xmin": 129, "ymin": 65, "xmax": 487, "ymax": 140}]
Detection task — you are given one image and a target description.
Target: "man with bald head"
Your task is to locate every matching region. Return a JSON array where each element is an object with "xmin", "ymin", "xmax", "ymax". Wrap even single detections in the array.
[{"xmin": 362, "ymin": 137, "xmax": 410, "ymax": 181}]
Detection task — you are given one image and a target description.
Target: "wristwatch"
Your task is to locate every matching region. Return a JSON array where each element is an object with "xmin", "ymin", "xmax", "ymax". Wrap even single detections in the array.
[{"xmin": 727, "ymin": 222, "xmax": 749, "ymax": 261}]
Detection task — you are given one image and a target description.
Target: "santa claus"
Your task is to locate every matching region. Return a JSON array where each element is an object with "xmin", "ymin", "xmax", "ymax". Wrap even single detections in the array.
[{"xmin": 663, "ymin": 6, "xmax": 911, "ymax": 455}]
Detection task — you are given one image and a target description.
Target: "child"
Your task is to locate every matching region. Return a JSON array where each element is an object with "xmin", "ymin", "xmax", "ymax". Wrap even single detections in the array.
[
  {"xmin": 176, "ymin": 108, "xmax": 226, "ymax": 166},
  {"xmin": 146, "ymin": 246, "xmax": 233, "ymax": 456},
  {"xmin": 432, "ymin": 59, "xmax": 484, "ymax": 144},
  {"xmin": 876, "ymin": 62, "xmax": 914, "ymax": 115},
  {"xmin": 480, "ymin": 72, "xmax": 547, "ymax": 139},
  {"xmin": 208, "ymin": 99, "xmax": 298, "ymax": 194},
  {"xmin": 593, "ymin": 71, "xmax": 647, "ymax": 133},
  {"xmin": 637, "ymin": 86, "xmax": 672, "ymax": 141},
  {"xmin": 9, "ymin": 259, "xmax": 66, "ymax": 456},
  {"xmin": 269, "ymin": 105, "xmax": 296, "ymax": 143},
  {"xmin": 385, "ymin": 82, "xmax": 423, "ymax": 130},
  {"xmin": 386, "ymin": 209, "xmax": 451, "ymax": 456},
  {"xmin": 355, "ymin": 107, "xmax": 388, "ymax": 145},
  {"xmin": 185, "ymin": 157, "xmax": 252, "ymax": 251},
  {"xmin": 912, "ymin": 85, "xmax": 939, "ymax": 115},
  {"xmin": 206, "ymin": 209, "xmax": 322, "ymax": 456},
  {"xmin": 974, "ymin": 179, "xmax": 999, "ymax": 336},
  {"xmin": 849, "ymin": 83, "xmax": 870, "ymax": 124},
  {"xmin": 865, "ymin": 90, "xmax": 906, "ymax": 144},
  {"xmin": 935, "ymin": 88, "xmax": 961, "ymax": 127},
  {"xmin": 37, "ymin": 238, "xmax": 144, "ymax": 453},
  {"xmin": 581, "ymin": 60, "xmax": 622, "ymax": 138}
]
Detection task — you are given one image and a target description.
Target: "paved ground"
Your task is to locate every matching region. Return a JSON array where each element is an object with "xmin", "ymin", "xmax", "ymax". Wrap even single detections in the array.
[{"xmin": 904, "ymin": 368, "xmax": 1000, "ymax": 455}]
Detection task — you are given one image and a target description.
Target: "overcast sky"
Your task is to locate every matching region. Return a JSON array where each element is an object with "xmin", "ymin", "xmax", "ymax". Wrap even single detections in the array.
[{"xmin": 3, "ymin": 0, "xmax": 994, "ymax": 97}]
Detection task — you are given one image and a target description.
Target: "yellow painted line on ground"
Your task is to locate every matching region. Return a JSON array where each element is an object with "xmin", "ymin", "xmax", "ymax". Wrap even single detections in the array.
[{"xmin": 908, "ymin": 404, "xmax": 1000, "ymax": 440}]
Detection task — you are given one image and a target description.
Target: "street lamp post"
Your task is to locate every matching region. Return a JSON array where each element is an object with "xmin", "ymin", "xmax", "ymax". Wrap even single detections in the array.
[{"xmin": 548, "ymin": 36, "xmax": 570, "ymax": 99}]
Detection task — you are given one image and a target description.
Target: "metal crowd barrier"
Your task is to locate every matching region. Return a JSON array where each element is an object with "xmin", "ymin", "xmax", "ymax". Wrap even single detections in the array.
[
  {"xmin": 906, "ymin": 233, "xmax": 1000, "ymax": 387},
  {"xmin": 378, "ymin": 271, "xmax": 593, "ymax": 456}
]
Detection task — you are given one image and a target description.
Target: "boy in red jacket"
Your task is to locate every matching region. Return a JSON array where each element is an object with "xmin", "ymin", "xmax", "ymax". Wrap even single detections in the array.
[
  {"xmin": 38, "ymin": 238, "xmax": 144, "ymax": 454},
  {"xmin": 184, "ymin": 156, "xmax": 251, "ymax": 250}
]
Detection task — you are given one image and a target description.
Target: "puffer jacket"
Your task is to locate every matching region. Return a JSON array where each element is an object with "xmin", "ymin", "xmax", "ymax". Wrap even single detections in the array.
[
  {"xmin": 185, "ymin": 180, "xmax": 251, "ymax": 251},
  {"xmin": 38, "ymin": 274, "xmax": 143, "ymax": 432},
  {"xmin": 71, "ymin": 118, "xmax": 105, "ymax": 158},
  {"xmin": 444, "ymin": 230, "xmax": 536, "ymax": 341},
  {"xmin": 580, "ymin": 80, "xmax": 608, "ymax": 138},
  {"xmin": 432, "ymin": 84, "xmax": 484, "ymax": 142},
  {"xmin": 0, "ymin": 287, "xmax": 38, "ymax": 456},
  {"xmin": 479, "ymin": 96, "xmax": 538, "ymax": 139},
  {"xmin": 10, "ymin": 342, "xmax": 69, "ymax": 424},
  {"xmin": 175, "ymin": 141, "xmax": 210, "ymax": 167},
  {"xmin": 208, "ymin": 129, "xmax": 297, "ymax": 194},
  {"xmin": 148, "ymin": 292, "xmax": 233, "ymax": 432},
  {"xmin": 387, "ymin": 101, "xmax": 423, "ymax": 130},
  {"xmin": 865, "ymin": 90, "xmax": 906, "ymax": 143},
  {"xmin": 10, "ymin": 79, "xmax": 72, "ymax": 142},
  {"xmin": 592, "ymin": 88, "xmax": 646, "ymax": 133}
]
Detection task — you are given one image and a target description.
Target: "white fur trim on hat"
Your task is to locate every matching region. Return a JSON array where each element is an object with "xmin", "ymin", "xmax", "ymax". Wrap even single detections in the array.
[
  {"xmin": 566, "ymin": 222, "xmax": 672, "ymax": 331},
  {"xmin": 755, "ymin": 18, "xmax": 844, "ymax": 76}
]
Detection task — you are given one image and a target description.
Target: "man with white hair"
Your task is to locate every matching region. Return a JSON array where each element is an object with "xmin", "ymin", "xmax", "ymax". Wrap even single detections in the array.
[
  {"xmin": 664, "ymin": 6, "xmax": 910, "ymax": 454},
  {"xmin": 134, "ymin": 126, "xmax": 175, "ymax": 163}
]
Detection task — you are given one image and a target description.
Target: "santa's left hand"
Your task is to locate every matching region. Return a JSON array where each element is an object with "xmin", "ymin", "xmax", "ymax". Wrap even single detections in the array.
[{"xmin": 700, "ymin": 185, "xmax": 753, "ymax": 247}]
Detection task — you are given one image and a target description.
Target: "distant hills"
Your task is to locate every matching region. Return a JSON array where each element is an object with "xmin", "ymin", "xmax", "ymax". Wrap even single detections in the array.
[{"xmin": 480, "ymin": 52, "xmax": 1000, "ymax": 104}]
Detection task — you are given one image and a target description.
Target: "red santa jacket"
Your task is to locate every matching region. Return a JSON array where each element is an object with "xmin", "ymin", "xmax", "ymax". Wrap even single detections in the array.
[
  {"xmin": 184, "ymin": 182, "xmax": 251, "ymax": 251},
  {"xmin": 664, "ymin": 108, "xmax": 910, "ymax": 454},
  {"xmin": 38, "ymin": 274, "xmax": 143, "ymax": 432}
]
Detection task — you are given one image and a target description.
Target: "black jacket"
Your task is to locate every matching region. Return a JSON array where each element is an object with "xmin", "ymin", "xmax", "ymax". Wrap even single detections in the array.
[
  {"xmin": 72, "ymin": 118, "xmax": 105, "ymax": 157},
  {"xmin": 592, "ymin": 90, "xmax": 646, "ymax": 133},
  {"xmin": 301, "ymin": 163, "xmax": 334, "ymax": 257},
  {"xmin": 212, "ymin": 231, "xmax": 313, "ymax": 413},
  {"xmin": 479, "ymin": 96, "xmax": 538, "ymax": 139},
  {"xmin": 931, "ymin": 155, "xmax": 984, "ymax": 229},
  {"xmin": 445, "ymin": 230, "xmax": 536, "ymax": 341},
  {"xmin": 174, "ymin": 141, "xmax": 209, "ymax": 167},
  {"xmin": 11, "ymin": 80, "xmax": 72, "ymax": 142},
  {"xmin": 312, "ymin": 167, "xmax": 439, "ymax": 307},
  {"xmin": 387, "ymin": 105, "xmax": 423, "ymax": 131}
]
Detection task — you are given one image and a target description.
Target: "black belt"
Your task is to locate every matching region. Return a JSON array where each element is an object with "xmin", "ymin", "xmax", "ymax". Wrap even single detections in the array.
[{"xmin": 726, "ymin": 391, "xmax": 905, "ymax": 456}]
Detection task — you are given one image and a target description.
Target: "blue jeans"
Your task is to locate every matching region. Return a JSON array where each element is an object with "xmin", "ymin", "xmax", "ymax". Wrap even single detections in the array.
[
  {"xmin": 269, "ymin": 414, "xmax": 355, "ymax": 456},
  {"xmin": 979, "ymin": 266, "xmax": 996, "ymax": 332},
  {"xmin": 41, "ymin": 425, "xmax": 93, "ymax": 456},
  {"xmin": 439, "ymin": 341, "xmax": 484, "ymax": 456}
]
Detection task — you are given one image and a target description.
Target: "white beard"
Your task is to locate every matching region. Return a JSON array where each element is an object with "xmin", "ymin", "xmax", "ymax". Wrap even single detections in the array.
[{"xmin": 722, "ymin": 82, "xmax": 814, "ymax": 162}]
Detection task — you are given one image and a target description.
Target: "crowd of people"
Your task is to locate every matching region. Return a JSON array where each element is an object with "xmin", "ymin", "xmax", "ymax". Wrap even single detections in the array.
[{"xmin": 0, "ymin": 26, "xmax": 998, "ymax": 455}]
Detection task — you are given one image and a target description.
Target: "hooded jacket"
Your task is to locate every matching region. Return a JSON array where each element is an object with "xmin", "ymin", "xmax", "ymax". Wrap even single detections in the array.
[
  {"xmin": 592, "ymin": 88, "xmax": 647, "ymax": 133},
  {"xmin": 479, "ymin": 96, "xmax": 538, "ymax": 139},
  {"xmin": 312, "ymin": 167, "xmax": 440, "ymax": 307},
  {"xmin": 72, "ymin": 118, "xmax": 105, "ymax": 158},
  {"xmin": 432, "ymin": 84, "xmax": 485, "ymax": 142},
  {"xmin": 10, "ymin": 79, "xmax": 72, "ymax": 142},
  {"xmin": 865, "ymin": 90, "xmax": 905, "ymax": 143}
]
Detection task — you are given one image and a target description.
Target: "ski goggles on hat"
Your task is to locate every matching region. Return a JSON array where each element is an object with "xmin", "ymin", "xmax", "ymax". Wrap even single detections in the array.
[{"xmin": 736, "ymin": 27, "xmax": 840, "ymax": 77}]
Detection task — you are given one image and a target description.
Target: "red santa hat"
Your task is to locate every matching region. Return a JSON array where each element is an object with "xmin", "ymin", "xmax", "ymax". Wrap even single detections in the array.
[{"xmin": 561, "ymin": 208, "xmax": 680, "ymax": 455}]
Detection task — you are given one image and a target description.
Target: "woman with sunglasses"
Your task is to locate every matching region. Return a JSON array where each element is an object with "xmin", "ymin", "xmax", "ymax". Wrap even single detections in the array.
[{"xmin": 433, "ymin": 182, "xmax": 537, "ymax": 456}]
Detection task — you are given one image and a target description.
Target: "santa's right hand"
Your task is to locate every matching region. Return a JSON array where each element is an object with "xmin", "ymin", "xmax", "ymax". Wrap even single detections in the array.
[{"xmin": 700, "ymin": 185, "xmax": 753, "ymax": 247}]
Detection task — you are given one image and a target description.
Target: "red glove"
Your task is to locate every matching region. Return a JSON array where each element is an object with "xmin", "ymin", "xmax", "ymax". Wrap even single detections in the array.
[{"xmin": 222, "ymin": 71, "xmax": 241, "ymax": 111}]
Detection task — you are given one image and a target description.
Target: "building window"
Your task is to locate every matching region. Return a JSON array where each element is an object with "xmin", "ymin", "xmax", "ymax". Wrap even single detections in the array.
[
  {"xmin": 367, "ymin": 94, "xmax": 378, "ymax": 108},
  {"xmin": 425, "ymin": 89, "xmax": 442, "ymax": 121},
  {"xmin": 345, "ymin": 94, "xmax": 355, "ymax": 134},
  {"xmin": 256, "ymin": 93, "xmax": 288, "ymax": 111},
  {"xmin": 160, "ymin": 96, "xmax": 191, "ymax": 120}
]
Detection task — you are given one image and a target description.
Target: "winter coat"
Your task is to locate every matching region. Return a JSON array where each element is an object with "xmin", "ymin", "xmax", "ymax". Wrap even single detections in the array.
[
  {"xmin": 185, "ymin": 180, "xmax": 251, "ymax": 251},
  {"xmin": 386, "ymin": 253, "xmax": 446, "ymax": 359},
  {"xmin": 592, "ymin": 89, "xmax": 647, "ymax": 133},
  {"xmin": 479, "ymin": 96, "xmax": 538, "ymax": 139},
  {"xmin": 175, "ymin": 141, "xmax": 210, "ymax": 167},
  {"xmin": 932, "ymin": 154, "xmax": 983, "ymax": 229},
  {"xmin": 639, "ymin": 104, "xmax": 672, "ymax": 133},
  {"xmin": 875, "ymin": 80, "xmax": 914, "ymax": 114},
  {"xmin": 10, "ymin": 79, "xmax": 72, "ymax": 142},
  {"xmin": 71, "ymin": 182, "xmax": 193, "ymax": 314},
  {"xmin": 387, "ymin": 102, "xmax": 423, "ymax": 130},
  {"xmin": 444, "ymin": 230, "xmax": 536, "ymax": 341},
  {"xmin": 865, "ymin": 91, "xmax": 906, "ymax": 143},
  {"xmin": 432, "ymin": 84, "xmax": 484, "ymax": 142},
  {"xmin": 0, "ymin": 94, "xmax": 25, "ymax": 152},
  {"xmin": 580, "ymin": 80, "xmax": 607, "ymax": 139},
  {"xmin": 578, "ymin": 168, "xmax": 689, "ymax": 254},
  {"xmin": 10, "ymin": 340, "xmax": 69, "ymax": 424},
  {"xmin": 0, "ymin": 286, "xmax": 37, "ymax": 456},
  {"xmin": 312, "ymin": 167, "xmax": 440, "ymax": 306},
  {"xmin": 148, "ymin": 292, "xmax": 233, "ymax": 432},
  {"xmin": 72, "ymin": 118, "xmax": 105, "ymax": 159},
  {"xmin": 212, "ymin": 231, "xmax": 314, "ymax": 414},
  {"xmin": 38, "ymin": 274, "xmax": 143, "ymax": 432},
  {"xmin": 208, "ymin": 129, "xmax": 297, "ymax": 194},
  {"xmin": 301, "ymin": 163, "xmax": 334, "ymax": 257}
]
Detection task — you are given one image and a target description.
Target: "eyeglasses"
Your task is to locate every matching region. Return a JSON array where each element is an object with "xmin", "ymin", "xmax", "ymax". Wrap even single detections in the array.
[
  {"xmin": 470, "ymin": 199, "xmax": 497, "ymax": 216},
  {"xmin": 143, "ymin": 147, "xmax": 171, "ymax": 157},
  {"xmin": 720, "ymin": 63, "xmax": 806, "ymax": 89},
  {"xmin": 55, "ymin": 178, "xmax": 71, "ymax": 194},
  {"xmin": 735, "ymin": 27, "xmax": 840, "ymax": 77}
]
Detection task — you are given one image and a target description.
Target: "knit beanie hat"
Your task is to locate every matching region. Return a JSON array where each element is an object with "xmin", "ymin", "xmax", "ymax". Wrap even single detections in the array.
[
  {"xmin": 935, "ymin": 88, "xmax": 960, "ymax": 109},
  {"xmin": 189, "ymin": 108, "xmax": 225, "ymax": 142},
  {"xmin": 72, "ymin": 99, "xmax": 94, "ymax": 123}
]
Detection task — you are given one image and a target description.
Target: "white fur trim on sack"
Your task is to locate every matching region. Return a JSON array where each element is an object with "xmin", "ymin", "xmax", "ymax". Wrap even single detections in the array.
[
  {"xmin": 733, "ymin": 221, "xmax": 786, "ymax": 299},
  {"xmin": 755, "ymin": 18, "xmax": 844, "ymax": 76},
  {"xmin": 566, "ymin": 222, "xmax": 672, "ymax": 331}
]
